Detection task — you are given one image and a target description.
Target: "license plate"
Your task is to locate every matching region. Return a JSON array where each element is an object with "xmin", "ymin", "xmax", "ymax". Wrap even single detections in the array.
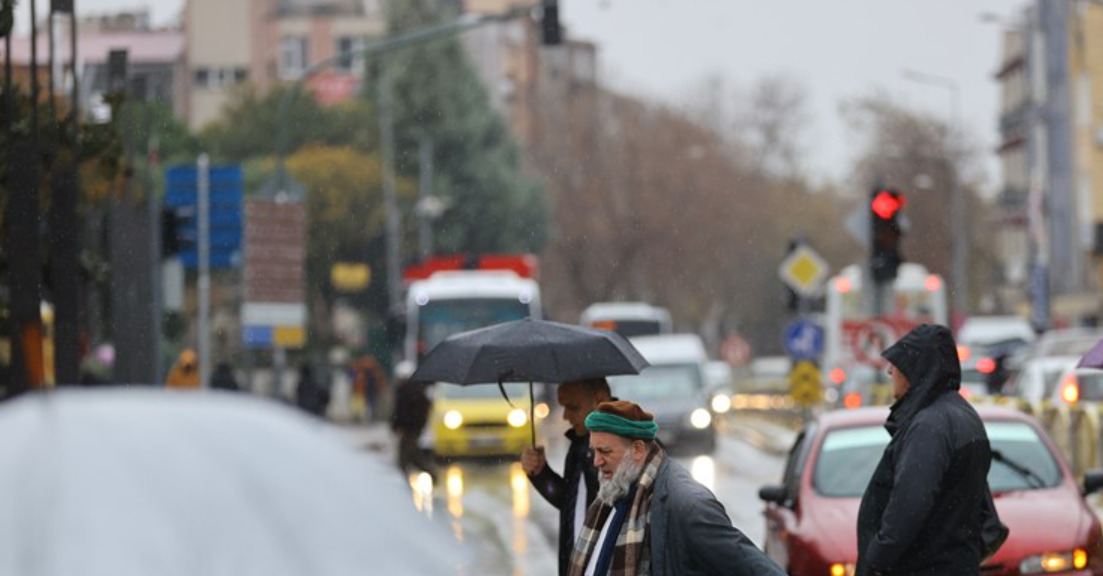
[{"xmin": 469, "ymin": 436, "xmax": 504, "ymax": 448}]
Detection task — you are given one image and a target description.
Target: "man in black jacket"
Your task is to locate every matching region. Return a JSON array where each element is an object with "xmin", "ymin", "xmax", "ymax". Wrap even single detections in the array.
[
  {"xmin": 857, "ymin": 324, "xmax": 1006, "ymax": 576},
  {"xmin": 521, "ymin": 378, "xmax": 611, "ymax": 576}
]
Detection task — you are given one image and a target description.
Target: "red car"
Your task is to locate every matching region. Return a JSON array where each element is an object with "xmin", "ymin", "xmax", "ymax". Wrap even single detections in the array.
[{"xmin": 759, "ymin": 406, "xmax": 1103, "ymax": 576}]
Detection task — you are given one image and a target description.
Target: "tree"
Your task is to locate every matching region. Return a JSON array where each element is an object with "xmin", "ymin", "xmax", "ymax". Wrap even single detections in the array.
[
  {"xmin": 284, "ymin": 144, "xmax": 414, "ymax": 337},
  {"xmin": 385, "ymin": 0, "xmax": 547, "ymax": 256},
  {"xmin": 199, "ymin": 84, "xmax": 375, "ymax": 162}
]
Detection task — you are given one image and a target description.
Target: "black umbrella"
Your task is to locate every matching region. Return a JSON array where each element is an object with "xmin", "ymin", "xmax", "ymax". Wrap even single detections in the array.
[{"xmin": 409, "ymin": 318, "xmax": 649, "ymax": 445}]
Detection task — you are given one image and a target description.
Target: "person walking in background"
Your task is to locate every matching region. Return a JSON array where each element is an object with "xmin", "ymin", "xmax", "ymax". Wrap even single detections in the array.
[
  {"xmin": 521, "ymin": 378, "xmax": 610, "ymax": 576},
  {"xmin": 856, "ymin": 324, "xmax": 1007, "ymax": 576},
  {"xmin": 567, "ymin": 400, "xmax": 784, "ymax": 576},
  {"xmin": 294, "ymin": 363, "xmax": 330, "ymax": 418},
  {"xmin": 210, "ymin": 361, "xmax": 241, "ymax": 392},
  {"xmin": 352, "ymin": 355, "xmax": 388, "ymax": 422},
  {"xmin": 390, "ymin": 369, "xmax": 434, "ymax": 478},
  {"xmin": 165, "ymin": 349, "xmax": 200, "ymax": 389}
]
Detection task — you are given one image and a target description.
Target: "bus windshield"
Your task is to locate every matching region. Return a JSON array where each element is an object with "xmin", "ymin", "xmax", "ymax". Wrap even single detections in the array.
[
  {"xmin": 417, "ymin": 298, "xmax": 531, "ymax": 358},
  {"xmin": 590, "ymin": 319, "xmax": 664, "ymax": 338}
]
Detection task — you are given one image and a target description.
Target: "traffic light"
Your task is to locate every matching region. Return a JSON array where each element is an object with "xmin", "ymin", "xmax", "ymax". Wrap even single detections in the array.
[
  {"xmin": 869, "ymin": 188, "xmax": 905, "ymax": 283},
  {"xmin": 541, "ymin": 0, "xmax": 562, "ymax": 46},
  {"xmin": 161, "ymin": 209, "xmax": 181, "ymax": 258}
]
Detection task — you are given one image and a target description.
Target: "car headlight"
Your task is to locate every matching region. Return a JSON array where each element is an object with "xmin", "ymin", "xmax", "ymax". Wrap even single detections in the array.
[
  {"xmin": 689, "ymin": 408, "xmax": 712, "ymax": 429},
  {"xmin": 507, "ymin": 408, "xmax": 528, "ymax": 428},
  {"xmin": 710, "ymin": 393, "xmax": 732, "ymax": 414},
  {"xmin": 829, "ymin": 563, "xmax": 855, "ymax": 576},
  {"xmin": 443, "ymin": 410, "xmax": 464, "ymax": 430},
  {"xmin": 1020, "ymin": 549, "xmax": 1088, "ymax": 574}
]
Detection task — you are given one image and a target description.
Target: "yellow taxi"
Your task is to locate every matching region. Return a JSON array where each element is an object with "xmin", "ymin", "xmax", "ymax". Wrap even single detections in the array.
[{"xmin": 429, "ymin": 382, "xmax": 548, "ymax": 457}]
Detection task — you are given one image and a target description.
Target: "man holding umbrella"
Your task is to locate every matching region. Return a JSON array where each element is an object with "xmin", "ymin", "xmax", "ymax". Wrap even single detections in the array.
[{"xmin": 521, "ymin": 378, "xmax": 611, "ymax": 576}]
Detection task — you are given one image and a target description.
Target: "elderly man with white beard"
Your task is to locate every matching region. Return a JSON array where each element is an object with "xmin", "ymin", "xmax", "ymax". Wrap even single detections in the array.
[{"xmin": 568, "ymin": 400, "xmax": 785, "ymax": 576}]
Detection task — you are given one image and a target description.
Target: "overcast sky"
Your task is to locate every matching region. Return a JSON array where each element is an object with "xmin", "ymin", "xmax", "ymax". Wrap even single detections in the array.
[{"xmin": 30, "ymin": 0, "xmax": 1021, "ymax": 188}]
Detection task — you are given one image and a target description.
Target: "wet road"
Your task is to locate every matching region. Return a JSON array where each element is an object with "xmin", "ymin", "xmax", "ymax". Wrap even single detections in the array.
[{"xmin": 379, "ymin": 417, "xmax": 787, "ymax": 576}]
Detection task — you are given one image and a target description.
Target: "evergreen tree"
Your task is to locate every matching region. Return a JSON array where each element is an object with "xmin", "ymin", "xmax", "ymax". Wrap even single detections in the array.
[{"xmin": 384, "ymin": 0, "xmax": 547, "ymax": 257}]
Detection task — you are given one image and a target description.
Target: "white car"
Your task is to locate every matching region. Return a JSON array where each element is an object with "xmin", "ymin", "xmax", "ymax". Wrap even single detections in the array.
[
  {"xmin": 609, "ymin": 334, "xmax": 717, "ymax": 454},
  {"xmin": 1004, "ymin": 355, "xmax": 1080, "ymax": 404}
]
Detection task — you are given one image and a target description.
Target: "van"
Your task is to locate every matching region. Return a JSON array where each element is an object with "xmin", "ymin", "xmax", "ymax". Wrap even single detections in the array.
[{"xmin": 608, "ymin": 334, "xmax": 716, "ymax": 453}]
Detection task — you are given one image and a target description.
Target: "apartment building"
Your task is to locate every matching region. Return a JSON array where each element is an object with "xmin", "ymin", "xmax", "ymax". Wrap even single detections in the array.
[
  {"xmin": 994, "ymin": 0, "xmax": 1103, "ymax": 327},
  {"xmin": 184, "ymin": 0, "xmax": 387, "ymax": 130},
  {"xmin": 0, "ymin": 10, "xmax": 185, "ymax": 119}
]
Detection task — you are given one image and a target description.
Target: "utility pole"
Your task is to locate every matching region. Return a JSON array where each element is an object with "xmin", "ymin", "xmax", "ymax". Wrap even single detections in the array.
[
  {"xmin": 902, "ymin": 69, "xmax": 967, "ymax": 322},
  {"xmin": 49, "ymin": 0, "xmax": 80, "ymax": 385},
  {"xmin": 4, "ymin": 0, "xmax": 46, "ymax": 393},
  {"xmin": 378, "ymin": 59, "xmax": 402, "ymax": 317},
  {"xmin": 197, "ymin": 154, "xmax": 211, "ymax": 388},
  {"xmin": 418, "ymin": 137, "xmax": 434, "ymax": 260}
]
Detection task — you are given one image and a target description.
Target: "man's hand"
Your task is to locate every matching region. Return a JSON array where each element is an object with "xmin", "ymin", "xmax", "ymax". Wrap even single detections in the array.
[{"xmin": 521, "ymin": 445, "xmax": 547, "ymax": 476}]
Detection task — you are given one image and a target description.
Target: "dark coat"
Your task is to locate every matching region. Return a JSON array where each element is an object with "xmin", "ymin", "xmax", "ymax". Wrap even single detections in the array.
[
  {"xmin": 391, "ymin": 380, "xmax": 430, "ymax": 435},
  {"xmin": 856, "ymin": 324, "xmax": 1004, "ymax": 576},
  {"xmin": 529, "ymin": 429, "xmax": 600, "ymax": 576},
  {"xmin": 649, "ymin": 456, "xmax": 786, "ymax": 576}
]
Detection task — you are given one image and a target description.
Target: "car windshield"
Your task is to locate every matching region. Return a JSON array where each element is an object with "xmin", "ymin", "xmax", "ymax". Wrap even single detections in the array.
[
  {"xmin": 434, "ymin": 382, "xmax": 530, "ymax": 401},
  {"xmin": 608, "ymin": 364, "xmax": 702, "ymax": 400},
  {"xmin": 813, "ymin": 421, "xmax": 1062, "ymax": 497}
]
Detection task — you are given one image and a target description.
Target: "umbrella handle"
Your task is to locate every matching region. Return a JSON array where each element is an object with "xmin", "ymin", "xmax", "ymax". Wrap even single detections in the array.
[{"xmin": 529, "ymin": 381, "xmax": 536, "ymax": 448}]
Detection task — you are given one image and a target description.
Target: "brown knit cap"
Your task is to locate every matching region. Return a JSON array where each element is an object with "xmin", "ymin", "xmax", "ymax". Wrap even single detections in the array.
[{"xmin": 595, "ymin": 400, "xmax": 654, "ymax": 422}]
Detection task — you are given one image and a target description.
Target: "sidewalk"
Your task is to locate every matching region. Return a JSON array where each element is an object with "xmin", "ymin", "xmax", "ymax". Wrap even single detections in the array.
[{"xmin": 332, "ymin": 420, "xmax": 393, "ymax": 456}]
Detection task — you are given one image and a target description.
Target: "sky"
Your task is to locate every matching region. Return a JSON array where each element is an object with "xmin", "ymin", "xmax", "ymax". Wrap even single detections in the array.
[{"xmin": 31, "ymin": 0, "xmax": 1022, "ymax": 188}]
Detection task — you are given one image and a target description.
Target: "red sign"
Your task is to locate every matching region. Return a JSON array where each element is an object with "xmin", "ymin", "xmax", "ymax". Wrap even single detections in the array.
[
  {"xmin": 845, "ymin": 316, "xmax": 920, "ymax": 368},
  {"xmin": 721, "ymin": 335, "xmax": 752, "ymax": 367},
  {"xmin": 305, "ymin": 71, "xmax": 360, "ymax": 107}
]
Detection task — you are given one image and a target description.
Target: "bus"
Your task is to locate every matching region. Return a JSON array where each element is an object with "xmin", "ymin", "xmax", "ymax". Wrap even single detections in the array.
[
  {"xmin": 403, "ymin": 254, "xmax": 544, "ymax": 457},
  {"xmin": 579, "ymin": 302, "xmax": 672, "ymax": 338},
  {"xmin": 822, "ymin": 263, "xmax": 948, "ymax": 406}
]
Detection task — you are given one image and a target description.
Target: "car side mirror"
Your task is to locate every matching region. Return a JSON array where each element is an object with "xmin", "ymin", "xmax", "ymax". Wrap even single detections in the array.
[
  {"xmin": 758, "ymin": 484, "xmax": 788, "ymax": 505},
  {"xmin": 1083, "ymin": 469, "xmax": 1103, "ymax": 496}
]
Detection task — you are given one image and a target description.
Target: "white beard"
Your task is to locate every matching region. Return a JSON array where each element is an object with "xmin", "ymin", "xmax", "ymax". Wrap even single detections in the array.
[{"xmin": 596, "ymin": 454, "xmax": 644, "ymax": 506}]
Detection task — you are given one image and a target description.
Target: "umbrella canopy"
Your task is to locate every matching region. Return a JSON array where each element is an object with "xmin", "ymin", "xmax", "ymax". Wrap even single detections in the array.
[
  {"xmin": 410, "ymin": 318, "xmax": 649, "ymax": 385},
  {"xmin": 0, "ymin": 389, "xmax": 464, "ymax": 576},
  {"xmin": 1078, "ymin": 338, "xmax": 1103, "ymax": 369}
]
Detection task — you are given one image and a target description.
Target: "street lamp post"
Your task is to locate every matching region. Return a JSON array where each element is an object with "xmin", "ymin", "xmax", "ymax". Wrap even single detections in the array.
[{"xmin": 902, "ymin": 69, "xmax": 968, "ymax": 322}]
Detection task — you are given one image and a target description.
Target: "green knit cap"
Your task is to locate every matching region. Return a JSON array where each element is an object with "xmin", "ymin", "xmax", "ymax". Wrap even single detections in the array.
[{"xmin": 585, "ymin": 400, "xmax": 659, "ymax": 440}]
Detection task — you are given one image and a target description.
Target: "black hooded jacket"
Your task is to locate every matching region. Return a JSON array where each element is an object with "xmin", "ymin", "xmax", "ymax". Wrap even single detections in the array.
[{"xmin": 856, "ymin": 324, "xmax": 998, "ymax": 576}]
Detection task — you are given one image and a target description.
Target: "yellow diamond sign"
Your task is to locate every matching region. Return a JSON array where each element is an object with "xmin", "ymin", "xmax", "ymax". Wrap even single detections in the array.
[{"xmin": 778, "ymin": 244, "xmax": 830, "ymax": 297}]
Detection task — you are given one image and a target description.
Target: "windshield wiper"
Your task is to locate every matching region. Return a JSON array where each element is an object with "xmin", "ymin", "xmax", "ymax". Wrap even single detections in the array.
[{"xmin": 991, "ymin": 450, "xmax": 1045, "ymax": 490}]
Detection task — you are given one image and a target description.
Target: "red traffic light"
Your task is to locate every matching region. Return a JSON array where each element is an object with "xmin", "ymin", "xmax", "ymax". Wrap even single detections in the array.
[{"xmin": 871, "ymin": 190, "xmax": 904, "ymax": 220}]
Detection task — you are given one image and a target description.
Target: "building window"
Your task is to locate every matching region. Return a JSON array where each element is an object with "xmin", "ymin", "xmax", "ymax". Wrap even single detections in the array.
[
  {"xmin": 194, "ymin": 67, "xmax": 210, "ymax": 88},
  {"xmin": 280, "ymin": 35, "xmax": 309, "ymax": 80},
  {"xmin": 336, "ymin": 36, "xmax": 364, "ymax": 75}
]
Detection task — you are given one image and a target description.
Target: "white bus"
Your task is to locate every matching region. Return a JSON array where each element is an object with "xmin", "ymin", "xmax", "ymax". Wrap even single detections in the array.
[
  {"xmin": 822, "ymin": 263, "xmax": 948, "ymax": 406},
  {"xmin": 579, "ymin": 302, "xmax": 672, "ymax": 339},
  {"xmin": 402, "ymin": 255, "xmax": 543, "ymax": 457}
]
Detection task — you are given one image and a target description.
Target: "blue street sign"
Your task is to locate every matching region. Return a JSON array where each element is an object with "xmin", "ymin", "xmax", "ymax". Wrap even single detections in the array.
[
  {"xmin": 784, "ymin": 319, "xmax": 824, "ymax": 360},
  {"xmin": 164, "ymin": 164, "xmax": 243, "ymax": 270},
  {"xmin": 242, "ymin": 325, "xmax": 274, "ymax": 348}
]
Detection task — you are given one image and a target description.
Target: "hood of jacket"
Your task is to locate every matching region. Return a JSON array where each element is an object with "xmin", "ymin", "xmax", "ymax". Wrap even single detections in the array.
[{"xmin": 882, "ymin": 323, "xmax": 960, "ymax": 436}]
